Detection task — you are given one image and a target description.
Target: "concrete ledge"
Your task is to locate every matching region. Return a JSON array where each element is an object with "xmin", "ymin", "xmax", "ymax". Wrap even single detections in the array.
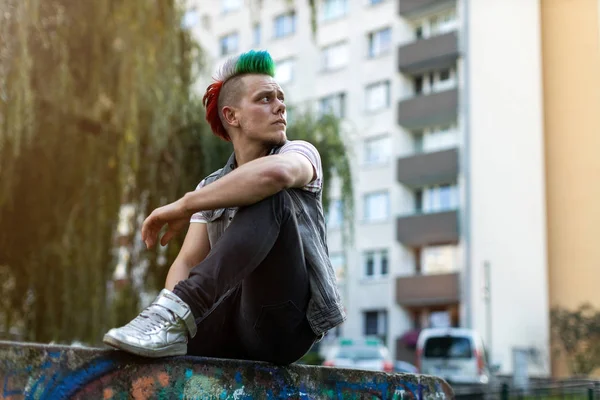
[{"xmin": 0, "ymin": 341, "xmax": 454, "ymax": 399}]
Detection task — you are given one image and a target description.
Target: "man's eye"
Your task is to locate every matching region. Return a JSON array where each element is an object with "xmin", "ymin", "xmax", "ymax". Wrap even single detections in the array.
[{"xmin": 261, "ymin": 96, "xmax": 270, "ymax": 102}]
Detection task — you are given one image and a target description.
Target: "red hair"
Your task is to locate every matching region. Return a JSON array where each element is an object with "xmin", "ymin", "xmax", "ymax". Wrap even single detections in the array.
[{"xmin": 202, "ymin": 81, "xmax": 230, "ymax": 141}]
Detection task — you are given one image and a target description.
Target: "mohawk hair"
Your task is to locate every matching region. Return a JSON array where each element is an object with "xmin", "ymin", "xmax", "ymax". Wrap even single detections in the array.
[{"xmin": 203, "ymin": 50, "xmax": 276, "ymax": 141}]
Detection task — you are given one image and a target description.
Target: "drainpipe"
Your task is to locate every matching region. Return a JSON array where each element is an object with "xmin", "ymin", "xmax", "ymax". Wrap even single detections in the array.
[{"xmin": 460, "ymin": 0, "xmax": 472, "ymax": 329}]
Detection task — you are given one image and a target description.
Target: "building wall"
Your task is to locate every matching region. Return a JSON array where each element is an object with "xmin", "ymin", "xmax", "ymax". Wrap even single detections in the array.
[
  {"xmin": 466, "ymin": 0, "xmax": 549, "ymax": 376},
  {"xmin": 540, "ymin": 0, "xmax": 600, "ymax": 377}
]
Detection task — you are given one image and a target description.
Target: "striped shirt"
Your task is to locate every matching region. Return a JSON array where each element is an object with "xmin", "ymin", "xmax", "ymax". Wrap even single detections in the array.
[{"xmin": 191, "ymin": 140, "xmax": 323, "ymax": 224}]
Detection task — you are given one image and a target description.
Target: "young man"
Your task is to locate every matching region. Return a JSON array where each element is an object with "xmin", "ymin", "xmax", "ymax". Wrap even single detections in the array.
[{"xmin": 103, "ymin": 50, "xmax": 346, "ymax": 364}]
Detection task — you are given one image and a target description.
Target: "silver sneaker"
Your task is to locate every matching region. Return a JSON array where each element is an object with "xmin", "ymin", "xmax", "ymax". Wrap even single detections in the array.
[{"xmin": 103, "ymin": 289, "xmax": 197, "ymax": 357}]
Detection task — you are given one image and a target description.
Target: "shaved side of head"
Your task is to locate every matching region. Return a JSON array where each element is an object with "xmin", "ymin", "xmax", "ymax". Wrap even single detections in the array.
[{"xmin": 217, "ymin": 74, "xmax": 247, "ymax": 127}]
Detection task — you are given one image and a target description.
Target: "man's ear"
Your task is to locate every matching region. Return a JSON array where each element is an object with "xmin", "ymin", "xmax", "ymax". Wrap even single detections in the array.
[{"xmin": 222, "ymin": 106, "xmax": 240, "ymax": 128}]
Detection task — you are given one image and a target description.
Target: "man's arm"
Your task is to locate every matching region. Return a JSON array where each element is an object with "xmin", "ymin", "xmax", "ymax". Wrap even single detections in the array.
[
  {"xmin": 164, "ymin": 223, "xmax": 211, "ymax": 290},
  {"xmin": 141, "ymin": 152, "xmax": 315, "ymax": 248},
  {"xmin": 180, "ymin": 152, "xmax": 315, "ymax": 214}
]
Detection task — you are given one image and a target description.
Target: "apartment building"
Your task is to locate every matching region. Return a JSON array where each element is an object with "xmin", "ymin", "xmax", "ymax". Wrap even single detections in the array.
[{"xmin": 188, "ymin": 0, "xmax": 550, "ymax": 376}]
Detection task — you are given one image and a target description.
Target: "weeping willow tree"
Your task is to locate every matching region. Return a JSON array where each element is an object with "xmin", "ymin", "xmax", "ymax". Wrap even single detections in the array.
[
  {"xmin": 0, "ymin": 0, "xmax": 353, "ymax": 345},
  {"xmin": 0, "ymin": 0, "xmax": 207, "ymax": 344}
]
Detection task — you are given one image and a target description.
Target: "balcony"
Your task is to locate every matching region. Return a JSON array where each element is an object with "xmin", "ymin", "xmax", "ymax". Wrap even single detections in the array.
[
  {"xmin": 399, "ymin": 0, "xmax": 455, "ymax": 17},
  {"xmin": 398, "ymin": 31, "xmax": 459, "ymax": 75},
  {"xmin": 396, "ymin": 272, "xmax": 460, "ymax": 306},
  {"xmin": 396, "ymin": 209, "xmax": 459, "ymax": 247},
  {"xmin": 396, "ymin": 148, "xmax": 458, "ymax": 188},
  {"xmin": 397, "ymin": 88, "xmax": 458, "ymax": 130}
]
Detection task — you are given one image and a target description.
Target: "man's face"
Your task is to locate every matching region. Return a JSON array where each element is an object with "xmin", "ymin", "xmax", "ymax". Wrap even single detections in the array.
[{"xmin": 236, "ymin": 74, "xmax": 287, "ymax": 146}]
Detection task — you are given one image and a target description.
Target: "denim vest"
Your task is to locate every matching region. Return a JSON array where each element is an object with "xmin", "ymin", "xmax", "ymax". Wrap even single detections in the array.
[{"xmin": 198, "ymin": 148, "xmax": 346, "ymax": 336}]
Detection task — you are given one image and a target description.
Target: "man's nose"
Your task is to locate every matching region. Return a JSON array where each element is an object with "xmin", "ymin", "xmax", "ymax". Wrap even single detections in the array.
[{"xmin": 274, "ymin": 99, "xmax": 286, "ymax": 115}]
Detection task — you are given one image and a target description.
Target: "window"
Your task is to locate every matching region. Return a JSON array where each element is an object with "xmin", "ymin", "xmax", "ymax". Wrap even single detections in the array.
[
  {"xmin": 364, "ymin": 310, "xmax": 388, "ymax": 343},
  {"xmin": 219, "ymin": 32, "xmax": 238, "ymax": 56},
  {"xmin": 365, "ymin": 81, "xmax": 390, "ymax": 111},
  {"xmin": 414, "ymin": 9, "xmax": 457, "ymax": 41},
  {"xmin": 419, "ymin": 184, "xmax": 458, "ymax": 213},
  {"xmin": 321, "ymin": 42, "xmax": 349, "ymax": 71},
  {"xmin": 318, "ymin": 93, "xmax": 345, "ymax": 119},
  {"xmin": 424, "ymin": 336, "xmax": 472, "ymax": 358},
  {"xmin": 413, "ymin": 68, "xmax": 456, "ymax": 95},
  {"xmin": 429, "ymin": 15, "xmax": 439, "ymax": 33},
  {"xmin": 327, "ymin": 199, "xmax": 343, "ymax": 228},
  {"xmin": 253, "ymin": 24, "xmax": 261, "ymax": 46},
  {"xmin": 415, "ymin": 25, "xmax": 424, "ymax": 40},
  {"xmin": 364, "ymin": 135, "xmax": 391, "ymax": 165},
  {"xmin": 414, "ymin": 190, "xmax": 423, "ymax": 213},
  {"xmin": 364, "ymin": 191, "xmax": 389, "ymax": 222},
  {"xmin": 435, "ymin": 68, "xmax": 455, "ymax": 91},
  {"xmin": 414, "ymin": 133, "xmax": 424, "ymax": 153},
  {"xmin": 435, "ymin": 11, "xmax": 457, "ymax": 35},
  {"xmin": 364, "ymin": 249, "xmax": 389, "ymax": 278},
  {"xmin": 274, "ymin": 12, "xmax": 296, "ymax": 38},
  {"xmin": 368, "ymin": 27, "xmax": 392, "ymax": 58},
  {"xmin": 222, "ymin": 0, "xmax": 241, "ymax": 13},
  {"xmin": 414, "ymin": 76, "xmax": 423, "ymax": 95},
  {"xmin": 420, "ymin": 126, "xmax": 458, "ymax": 152},
  {"xmin": 440, "ymin": 68, "xmax": 450, "ymax": 81},
  {"xmin": 330, "ymin": 253, "xmax": 346, "ymax": 282},
  {"xmin": 321, "ymin": 0, "xmax": 347, "ymax": 21},
  {"xmin": 421, "ymin": 245, "xmax": 459, "ymax": 275},
  {"xmin": 439, "ymin": 185, "xmax": 454, "ymax": 209},
  {"xmin": 275, "ymin": 58, "xmax": 294, "ymax": 84}
]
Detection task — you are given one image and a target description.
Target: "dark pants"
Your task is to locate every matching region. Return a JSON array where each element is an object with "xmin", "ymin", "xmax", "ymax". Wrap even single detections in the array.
[{"xmin": 172, "ymin": 190, "xmax": 317, "ymax": 365}]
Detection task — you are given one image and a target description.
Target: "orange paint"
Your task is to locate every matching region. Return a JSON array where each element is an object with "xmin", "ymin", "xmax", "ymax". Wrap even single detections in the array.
[
  {"xmin": 103, "ymin": 387, "xmax": 114, "ymax": 399},
  {"xmin": 131, "ymin": 376, "xmax": 156, "ymax": 400},
  {"xmin": 157, "ymin": 372, "xmax": 169, "ymax": 387}
]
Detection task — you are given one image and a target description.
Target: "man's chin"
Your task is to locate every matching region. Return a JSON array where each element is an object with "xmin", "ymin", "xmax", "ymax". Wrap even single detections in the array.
[{"xmin": 269, "ymin": 132, "xmax": 287, "ymax": 146}]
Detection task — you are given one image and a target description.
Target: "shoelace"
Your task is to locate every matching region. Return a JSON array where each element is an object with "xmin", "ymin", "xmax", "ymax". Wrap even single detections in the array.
[{"xmin": 128, "ymin": 304, "xmax": 174, "ymax": 334}]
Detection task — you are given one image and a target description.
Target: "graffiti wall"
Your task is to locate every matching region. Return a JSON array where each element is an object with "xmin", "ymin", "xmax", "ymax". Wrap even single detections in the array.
[{"xmin": 0, "ymin": 341, "xmax": 453, "ymax": 399}]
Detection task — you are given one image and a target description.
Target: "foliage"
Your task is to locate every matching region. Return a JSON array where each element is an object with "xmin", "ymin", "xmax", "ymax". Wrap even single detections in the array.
[
  {"xmin": 550, "ymin": 303, "xmax": 600, "ymax": 376},
  {"xmin": 0, "ymin": 0, "xmax": 205, "ymax": 344},
  {"xmin": 299, "ymin": 350, "xmax": 324, "ymax": 366},
  {"xmin": 286, "ymin": 111, "xmax": 354, "ymax": 241}
]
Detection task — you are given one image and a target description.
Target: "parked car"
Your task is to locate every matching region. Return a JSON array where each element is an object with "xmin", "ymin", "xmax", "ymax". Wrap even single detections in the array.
[
  {"xmin": 416, "ymin": 328, "xmax": 491, "ymax": 393},
  {"xmin": 322, "ymin": 337, "xmax": 394, "ymax": 373}
]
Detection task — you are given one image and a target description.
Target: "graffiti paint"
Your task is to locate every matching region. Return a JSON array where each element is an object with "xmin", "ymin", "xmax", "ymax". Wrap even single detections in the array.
[{"xmin": 0, "ymin": 341, "xmax": 454, "ymax": 399}]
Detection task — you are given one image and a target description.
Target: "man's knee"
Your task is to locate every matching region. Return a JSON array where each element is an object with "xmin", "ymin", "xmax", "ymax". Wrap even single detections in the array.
[{"xmin": 238, "ymin": 189, "xmax": 297, "ymax": 224}]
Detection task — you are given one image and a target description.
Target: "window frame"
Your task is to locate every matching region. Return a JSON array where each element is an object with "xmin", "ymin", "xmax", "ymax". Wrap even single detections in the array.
[
  {"xmin": 219, "ymin": 32, "xmax": 239, "ymax": 56},
  {"xmin": 363, "ymin": 190, "xmax": 390, "ymax": 222},
  {"xmin": 365, "ymin": 80, "xmax": 391, "ymax": 112},
  {"xmin": 274, "ymin": 11, "xmax": 296, "ymax": 39}
]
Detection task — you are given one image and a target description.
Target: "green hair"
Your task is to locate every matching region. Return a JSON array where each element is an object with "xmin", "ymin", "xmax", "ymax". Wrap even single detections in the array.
[{"xmin": 216, "ymin": 50, "xmax": 275, "ymax": 81}]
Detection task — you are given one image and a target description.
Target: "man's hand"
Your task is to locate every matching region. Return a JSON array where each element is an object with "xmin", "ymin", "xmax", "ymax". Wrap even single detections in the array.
[{"xmin": 141, "ymin": 199, "xmax": 192, "ymax": 249}]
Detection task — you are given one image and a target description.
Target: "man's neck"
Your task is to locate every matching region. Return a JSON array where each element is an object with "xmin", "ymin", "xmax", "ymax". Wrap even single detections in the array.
[{"xmin": 232, "ymin": 142, "xmax": 272, "ymax": 167}]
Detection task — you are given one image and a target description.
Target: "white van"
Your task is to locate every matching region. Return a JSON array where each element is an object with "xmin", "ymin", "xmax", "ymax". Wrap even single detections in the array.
[{"xmin": 416, "ymin": 328, "xmax": 491, "ymax": 392}]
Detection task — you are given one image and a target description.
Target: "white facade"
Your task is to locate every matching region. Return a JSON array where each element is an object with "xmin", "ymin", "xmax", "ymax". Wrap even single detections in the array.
[
  {"xmin": 464, "ymin": 0, "xmax": 549, "ymax": 376},
  {"xmin": 187, "ymin": 0, "xmax": 550, "ymax": 377}
]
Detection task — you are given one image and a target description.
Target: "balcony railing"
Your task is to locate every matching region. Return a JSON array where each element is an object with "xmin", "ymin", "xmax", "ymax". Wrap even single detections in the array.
[
  {"xmin": 396, "ymin": 209, "xmax": 459, "ymax": 247},
  {"xmin": 398, "ymin": 31, "xmax": 459, "ymax": 75},
  {"xmin": 396, "ymin": 147, "xmax": 458, "ymax": 188},
  {"xmin": 396, "ymin": 272, "xmax": 460, "ymax": 306},
  {"xmin": 397, "ymin": 88, "xmax": 458, "ymax": 130}
]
